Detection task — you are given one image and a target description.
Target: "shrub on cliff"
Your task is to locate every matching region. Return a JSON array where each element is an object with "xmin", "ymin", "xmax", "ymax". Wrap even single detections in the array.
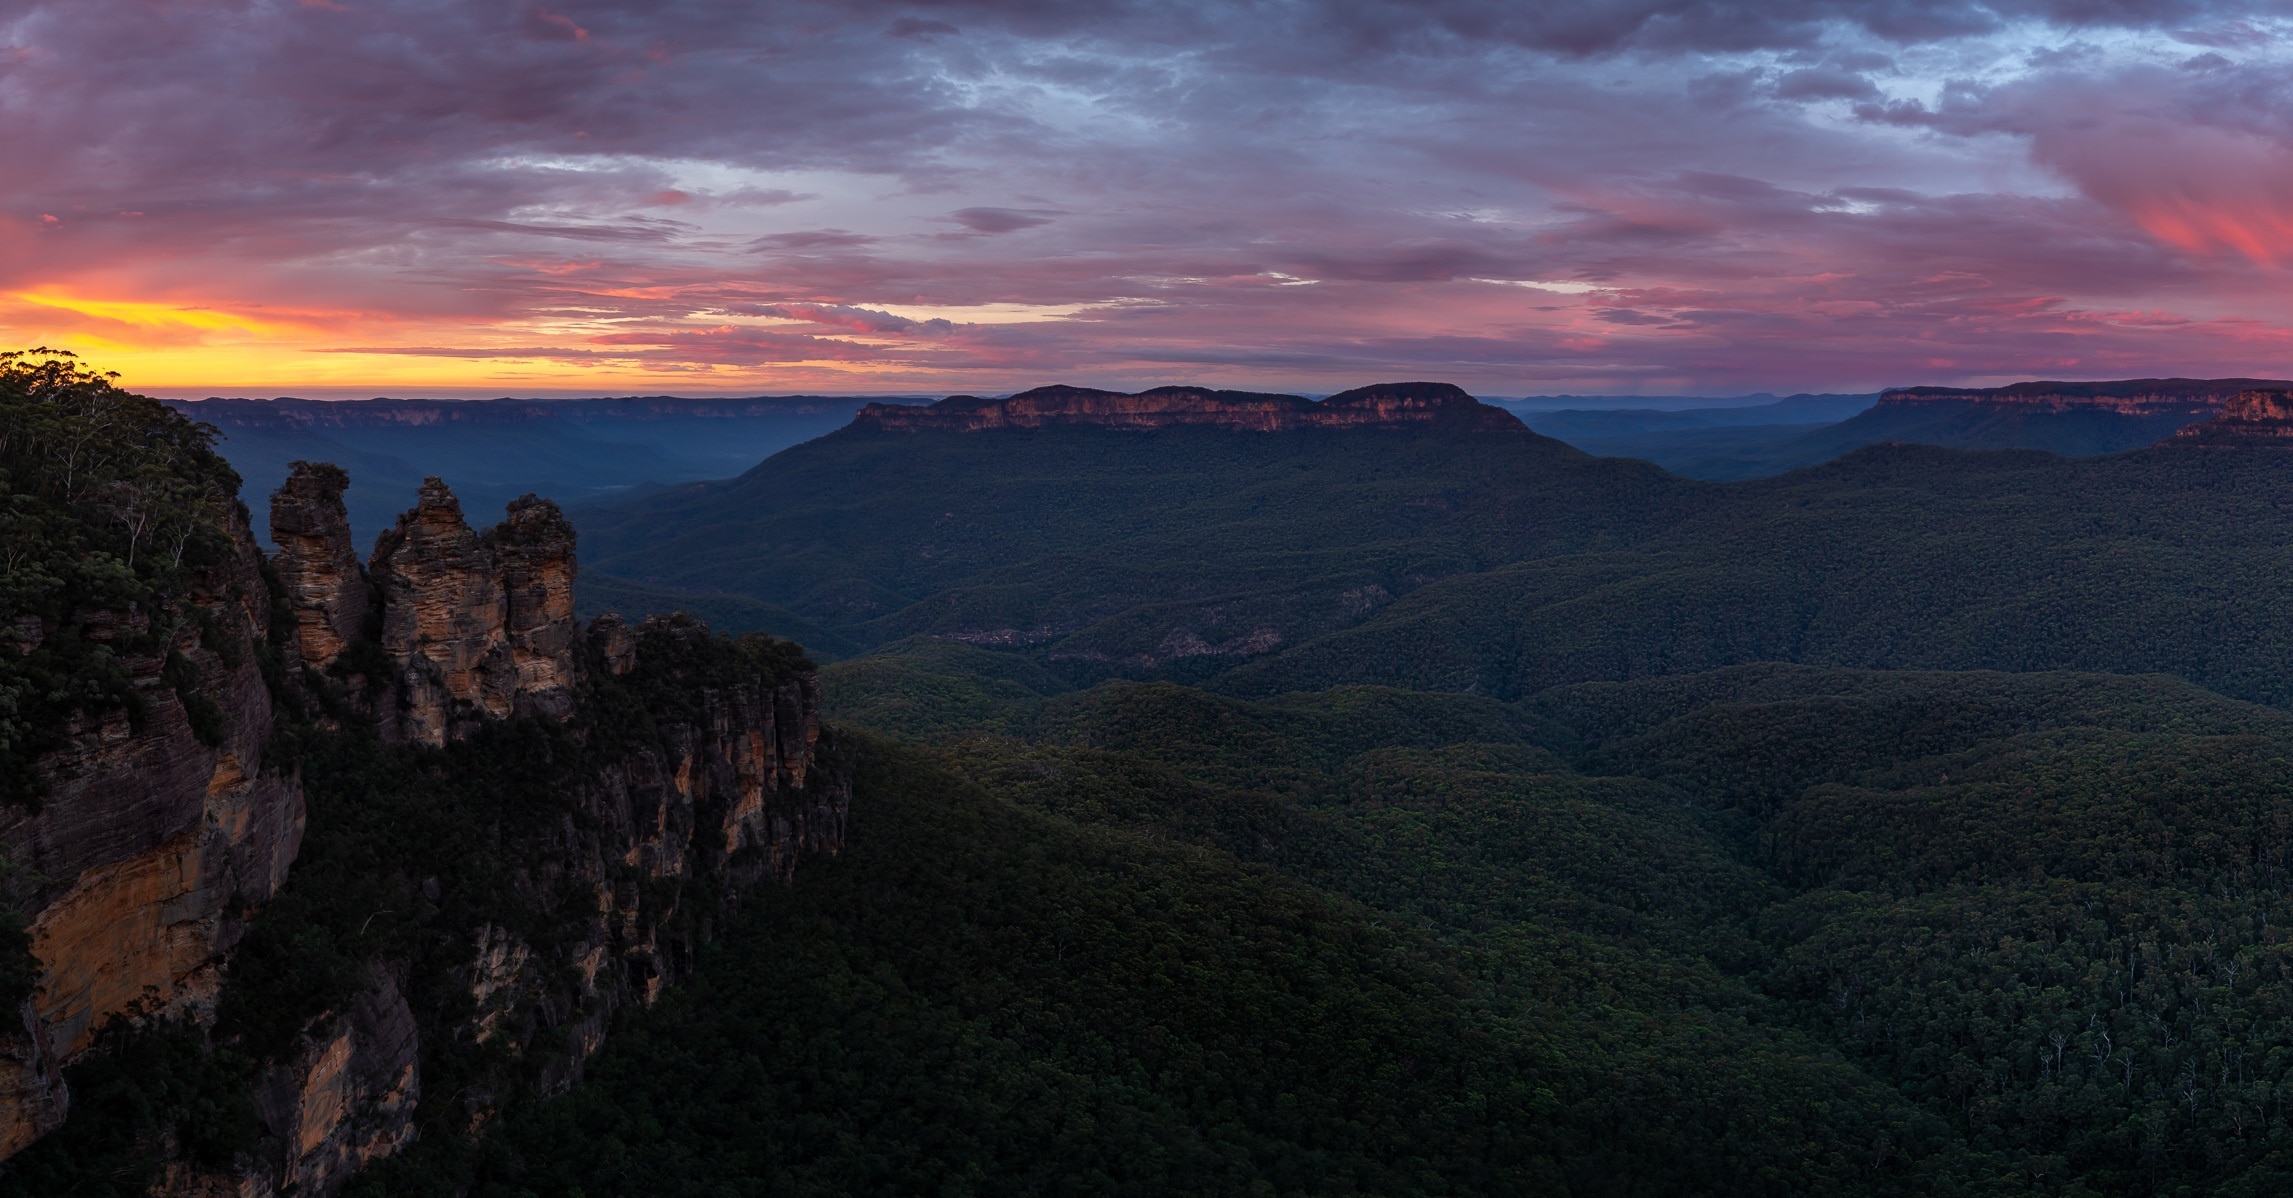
[{"xmin": 0, "ymin": 349, "xmax": 245, "ymax": 803}]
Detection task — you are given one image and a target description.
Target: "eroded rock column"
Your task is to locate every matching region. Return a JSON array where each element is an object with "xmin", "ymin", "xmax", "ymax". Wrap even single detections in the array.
[
  {"xmin": 492, "ymin": 495, "xmax": 581, "ymax": 721},
  {"xmin": 369, "ymin": 478, "xmax": 514, "ymax": 746},
  {"xmin": 270, "ymin": 462, "xmax": 371, "ymax": 672}
]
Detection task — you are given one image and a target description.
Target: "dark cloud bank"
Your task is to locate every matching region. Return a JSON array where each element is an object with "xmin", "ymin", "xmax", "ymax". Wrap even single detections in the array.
[{"xmin": 4, "ymin": 0, "xmax": 2290, "ymax": 392}]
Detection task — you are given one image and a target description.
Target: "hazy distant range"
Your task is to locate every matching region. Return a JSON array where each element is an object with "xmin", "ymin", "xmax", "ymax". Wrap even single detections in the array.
[
  {"xmin": 169, "ymin": 395, "xmax": 892, "ymax": 544},
  {"xmin": 1496, "ymin": 392, "xmax": 1880, "ymax": 479},
  {"xmin": 171, "ymin": 390, "xmax": 1880, "ymax": 547}
]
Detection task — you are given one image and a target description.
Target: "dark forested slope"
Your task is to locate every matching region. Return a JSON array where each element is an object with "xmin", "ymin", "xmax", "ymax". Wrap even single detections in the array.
[
  {"xmin": 405, "ymin": 642, "xmax": 2293, "ymax": 1196},
  {"xmin": 579, "ymin": 390, "xmax": 1703, "ymax": 672},
  {"xmin": 577, "ymin": 387, "xmax": 2293, "ymax": 706},
  {"xmin": 1235, "ymin": 441, "xmax": 2293, "ymax": 705}
]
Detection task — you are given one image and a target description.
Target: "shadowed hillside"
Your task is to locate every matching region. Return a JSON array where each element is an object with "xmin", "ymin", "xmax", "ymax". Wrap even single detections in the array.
[{"xmin": 577, "ymin": 384, "xmax": 2293, "ymax": 707}]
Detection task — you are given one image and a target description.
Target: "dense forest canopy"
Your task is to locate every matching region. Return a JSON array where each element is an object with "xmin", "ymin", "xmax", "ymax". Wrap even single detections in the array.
[
  {"xmin": 575, "ymin": 416, "xmax": 2293, "ymax": 708},
  {"xmin": 19, "ymin": 360, "xmax": 2293, "ymax": 1195},
  {"xmin": 0, "ymin": 349, "xmax": 244, "ymax": 801}
]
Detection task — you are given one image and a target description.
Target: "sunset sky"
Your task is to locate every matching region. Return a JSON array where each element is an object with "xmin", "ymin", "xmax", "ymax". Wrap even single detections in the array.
[{"xmin": 6, "ymin": 0, "xmax": 2292, "ymax": 397}]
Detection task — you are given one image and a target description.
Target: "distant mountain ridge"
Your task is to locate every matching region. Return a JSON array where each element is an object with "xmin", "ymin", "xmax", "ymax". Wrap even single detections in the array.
[
  {"xmin": 178, "ymin": 394, "xmax": 869, "ymax": 426},
  {"xmin": 2171, "ymin": 389, "xmax": 2293, "ymax": 446},
  {"xmin": 1878, "ymin": 376, "xmax": 2292, "ymax": 414},
  {"xmin": 857, "ymin": 382, "xmax": 1525, "ymax": 434},
  {"xmin": 167, "ymin": 394, "xmax": 891, "ymax": 544}
]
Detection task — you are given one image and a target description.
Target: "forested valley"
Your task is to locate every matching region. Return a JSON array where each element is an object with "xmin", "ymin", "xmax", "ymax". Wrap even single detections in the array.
[{"xmin": 15, "ymin": 366, "xmax": 2293, "ymax": 1195}]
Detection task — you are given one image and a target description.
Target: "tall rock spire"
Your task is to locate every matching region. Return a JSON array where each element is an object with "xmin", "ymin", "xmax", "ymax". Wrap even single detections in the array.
[
  {"xmin": 269, "ymin": 461, "xmax": 371, "ymax": 671},
  {"xmin": 492, "ymin": 494, "xmax": 580, "ymax": 721},
  {"xmin": 368, "ymin": 477, "xmax": 516, "ymax": 746}
]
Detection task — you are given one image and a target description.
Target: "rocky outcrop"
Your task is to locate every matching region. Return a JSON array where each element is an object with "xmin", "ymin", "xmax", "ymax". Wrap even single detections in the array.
[
  {"xmin": 857, "ymin": 382, "xmax": 1526, "ymax": 434},
  {"xmin": 227, "ymin": 474, "xmax": 836, "ymax": 1196},
  {"xmin": 252, "ymin": 967, "xmax": 420, "ymax": 1195},
  {"xmin": 0, "ymin": 513, "xmax": 306, "ymax": 1157},
  {"xmin": 491, "ymin": 495, "xmax": 580, "ymax": 721},
  {"xmin": 370, "ymin": 478, "xmax": 516, "ymax": 746},
  {"xmin": 270, "ymin": 462, "xmax": 371, "ymax": 672},
  {"xmin": 1878, "ymin": 377, "xmax": 2291, "ymax": 416},
  {"xmin": 232, "ymin": 613, "xmax": 845, "ymax": 1196},
  {"xmin": 365, "ymin": 480, "xmax": 580, "ymax": 745},
  {"xmin": 429, "ymin": 617, "xmax": 844, "ymax": 1121},
  {"xmin": 0, "ymin": 459, "xmax": 846, "ymax": 1189},
  {"xmin": 2167, "ymin": 389, "xmax": 2293, "ymax": 445}
]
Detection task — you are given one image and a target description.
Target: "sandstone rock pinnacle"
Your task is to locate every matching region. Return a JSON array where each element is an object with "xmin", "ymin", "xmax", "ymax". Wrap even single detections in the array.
[
  {"xmin": 491, "ymin": 494, "xmax": 580, "ymax": 721},
  {"xmin": 270, "ymin": 461, "xmax": 372, "ymax": 671},
  {"xmin": 370, "ymin": 477, "xmax": 516, "ymax": 746}
]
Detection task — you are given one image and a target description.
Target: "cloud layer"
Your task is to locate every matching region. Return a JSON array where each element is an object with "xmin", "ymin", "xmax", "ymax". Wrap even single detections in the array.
[{"xmin": 3, "ymin": 0, "xmax": 2290, "ymax": 395}]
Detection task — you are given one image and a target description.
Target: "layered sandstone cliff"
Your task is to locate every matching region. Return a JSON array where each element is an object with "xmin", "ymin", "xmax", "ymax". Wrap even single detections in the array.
[
  {"xmin": 271, "ymin": 462, "xmax": 371, "ymax": 672},
  {"xmin": 857, "ymin": 381, "xmax": 1526, "ymax": 434},
  {"xmin": 1877, "ymin": 377, "xmax": 2292, "ymax": 416},
  {"xmin": 0, "ymin": 509, "xmax": 305, "ymax": 1158},
  {"xmin": 2168, "ymin": 389, "xmax": 2293, "ymax": 445},
  {"xmin": 216, "ymin": 611, "xmax": 845, "ymax": 1197}
]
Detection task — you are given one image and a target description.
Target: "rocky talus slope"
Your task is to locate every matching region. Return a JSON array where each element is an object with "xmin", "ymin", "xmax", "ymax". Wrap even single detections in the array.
[{"xmin": 0, "ymin": 462, "xmax": 848, "ymax": 1195}]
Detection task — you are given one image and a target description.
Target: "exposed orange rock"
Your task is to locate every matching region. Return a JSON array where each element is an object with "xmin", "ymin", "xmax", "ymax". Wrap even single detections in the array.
[
  {"xmin": 0, "ymin": 463, "xmax": 847, "ymax": 1189},
  {"xmin": 1878, "ymin": 377, "xmax": 2292, "ymax": 416},
  {"xmin": 0, "ymin": 507, "xmax": 305, "ymax": 1160},
  {"xmin": 491, "ymin": 494, "xmax": 580, "ymax": 720},
  {"xmin": 366, "ymin": 480, "xmax": 589, "ymax": 744},
  {"xmin": 270, "ymin": 462, "xmax": 371, "ymax": 671},
  {"xmin": 251, "ymin": 967, "xmax": 420, "ymax": 1194},
  {"xmin": 857, "ymin": 381, "xmax": 1525, "ymax": 434},
  {"xmin": 2168, "ymin": 389, "xmax": 2293, "ymax": 445},
  {"xmin": 369, "ymin": 477, "xmax": 516, "ymax": 745}
]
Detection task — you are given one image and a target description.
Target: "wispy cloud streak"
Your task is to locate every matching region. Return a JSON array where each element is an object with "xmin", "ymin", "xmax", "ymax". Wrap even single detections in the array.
[{"xmin": 2, "ymin": 1, "xmax": 2289, "ymax": 394}]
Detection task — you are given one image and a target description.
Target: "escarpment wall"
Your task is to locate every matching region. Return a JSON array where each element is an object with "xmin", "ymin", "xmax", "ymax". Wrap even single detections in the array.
[
  {"xmin": 0, "ymin": 511, "xmax": 306, "ymax": 1157},
  {"xmin": 2170, "ymin": 389, "xmax": 2293, "ymax": 445},
  {"xmin": 858, "ymin": 381, "xmax": 1527, "ymax": 434},
  {"xmin": 224, "ymin": 613, "xmax": 847, "ymax": 1197},
  {"xmin": 1877, "ymin": 377, "xmax": 2292, "ymax": 415}
]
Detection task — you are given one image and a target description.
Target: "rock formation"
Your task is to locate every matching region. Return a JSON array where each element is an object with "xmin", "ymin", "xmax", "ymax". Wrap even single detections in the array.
[
  {"xmin": 2167, "ymin": 389, "xmax": 2293, "ymax": 445},
  {"xmin": 0, "ymin": 510, "xmax": 306, "ymax": 1157},
  {"xmin": 856, "ymin": 381, "xmax": 1526, "ymax": 434},
  {"xmin": 210, "ymin": 612, "xmax": 844, "ymax": 1196},
  {"xmin": 1877, "ymin": 377, "xmax": 2291, "ymax": 416},
  {"xmin": 270, "ymin": 462, "xmax": 371, "ymax": 672},
  {"xmin": 0, "ymin": 462, "xmax": 847, "ymax": 1194},
  {"xmin": 359, "ymin": 478, "xmax": 584, "ymax": 745},
  {"xmin": 251, "ymin": 966, "xmax": 420, "ymax": 1195},
  {"xmin": 491, "ymin": 494, "xmax": 581, "ymax": 721},
  {"xmin": 370, "ymin": 477, "xmax": 518, "ymax": 746}
]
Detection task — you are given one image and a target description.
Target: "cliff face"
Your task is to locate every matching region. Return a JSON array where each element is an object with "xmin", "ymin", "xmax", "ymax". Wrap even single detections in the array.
[
  {"xmin": 857, "ymin": 381, "xmax": 1526, "ymax": 434},
  {"xmin": 2168, "ymin": 389, "xmax": 2293, "ymax": 445},
  {"xmin": 195, "ymin": 471, "xmax": 840, "ymax": 1197},
  {"xmin": 1877, "ymin": 377, "xmax": 2292, "ymax": 416},
  {"xmin": 1, "ymin": 460, "xmax": 847, "ymax": 1194},
  {"xmin": 271, "ymin": 463, "xmax": 371, "ymax": 672},
  {"xmin": 0, "ymin": 512, "xmax": 305, "ymax": 1157},
  {"xmin": 219, "ymin": 613, "xmax": 845, "ymax": 1197}
]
